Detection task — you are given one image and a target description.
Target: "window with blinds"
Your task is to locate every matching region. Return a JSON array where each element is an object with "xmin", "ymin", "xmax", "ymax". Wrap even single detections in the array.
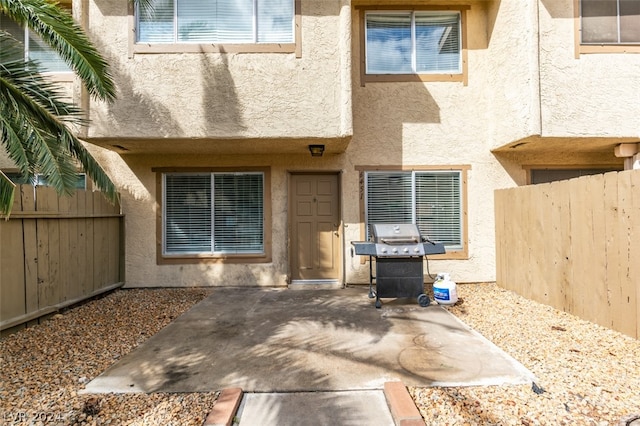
[
  {"xmin": 0, "ymin": 14, "xmax": 71, "ymax": 73},
  {"xmin": 581, "ymin": 0, "xmax": 640, "ymax": 44},
  {"xmin": 365, "ymin": 170, "xmax": 463, "ymax": 249},
  {"xmin": 163, "ymin": 172, "xmax": 264, "ymax": 255},
  {"xmin": 137, "ymin": 0, "xmax": 295, "ymax": 44},
  {"xmin": 365, "ymin": 11, "xmax": 461, "ymax": 75}
]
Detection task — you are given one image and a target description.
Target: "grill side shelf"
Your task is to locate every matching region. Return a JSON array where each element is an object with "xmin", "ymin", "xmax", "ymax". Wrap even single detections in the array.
[
  {"xmin": 423, "ymin": 242, "xmax": 446, "ymax": 255},
  {"xmin": 351, "ymin": 241, "xmax": 377, "ymax": 256}
]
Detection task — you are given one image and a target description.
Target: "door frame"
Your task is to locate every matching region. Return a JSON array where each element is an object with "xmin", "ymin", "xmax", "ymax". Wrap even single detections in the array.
[{"xmin": 287, "ymin": 171, "xmax": 343, "ymax": 286}]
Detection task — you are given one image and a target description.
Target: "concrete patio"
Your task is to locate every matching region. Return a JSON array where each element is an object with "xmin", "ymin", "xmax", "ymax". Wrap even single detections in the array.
[{"xmin": 83, "ymin": 286, "xmax": 534, "ymax": 394}]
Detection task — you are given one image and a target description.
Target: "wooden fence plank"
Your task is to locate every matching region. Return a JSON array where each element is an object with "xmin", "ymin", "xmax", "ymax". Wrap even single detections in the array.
[
  {"xmin": 528, "ymin": 185, "xmax": 547, "ymax": 303},
  {"xmin": 629, "ymin": 171, "xmax": 640, "ymax": 339},
  {"xmin": 604, "ymin": 172, "xmax": 628, "ymax": 335},
  {"xmin": 85, "ymin": 192, "xmax": 95, "ymax": 292},
  {"xmin": 494, "ymin": 190, "xmax": 506, "ymax": 287},
  {"xmin": 554, "ymin": 182, "xmax": 572, "ymax": 312},
  {"xmin": 588, "ymin": 175, "xmax": 609, "ymax": 328},
  {"xmin": 92, "ymin": 193, "xmax": 107, "ymax": 290},
  {"xmin": 36, "ymin": 187, "xmax": 60, "ymax": 310},
  {"xmin": 75, "ymin": 190, "xmax": 89, "ymax": 298},
  {"xmin": 0, "ymin": 220, "xmax": 27, "ymax": 322}
]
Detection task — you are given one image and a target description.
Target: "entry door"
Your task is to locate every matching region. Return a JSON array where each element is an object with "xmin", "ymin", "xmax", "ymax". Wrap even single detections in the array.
[{"xmin": 290, "ymin": 174, "xmax": 341, "ymax": 283}]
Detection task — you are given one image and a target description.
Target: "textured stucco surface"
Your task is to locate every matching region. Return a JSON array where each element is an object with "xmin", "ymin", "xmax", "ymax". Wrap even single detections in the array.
[
  {"xmin": 84, "ymin": 0, "xmax": 349, "ymax": 141},
  {"xmin": 5, "ymin": 0, "xmax": 637, "ymax": 287},
  {"xmin": 537, "ymin": 0, "xmax": 640, "ymax": 138}
]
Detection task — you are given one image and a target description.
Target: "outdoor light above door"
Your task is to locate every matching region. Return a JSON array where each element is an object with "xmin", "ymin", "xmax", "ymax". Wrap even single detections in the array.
[{"xmin": 308, "ymin": 145, "xmax": 325, "ymax": 157}]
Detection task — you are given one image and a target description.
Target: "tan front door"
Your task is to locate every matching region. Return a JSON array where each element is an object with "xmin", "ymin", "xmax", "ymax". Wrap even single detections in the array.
[{"xmin": 290, "ymin": 173, "xmax": 341, "ymax": 283}]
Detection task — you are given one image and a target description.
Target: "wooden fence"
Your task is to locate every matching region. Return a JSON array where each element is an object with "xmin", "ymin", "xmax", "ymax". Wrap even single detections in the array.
[
  {"xmin": 1, "ymin": 185, "xmax": 124, "ymax": 332},
  {"xmin": 495, "ymin": 170, "xmax": 640, "ymax": 339}
]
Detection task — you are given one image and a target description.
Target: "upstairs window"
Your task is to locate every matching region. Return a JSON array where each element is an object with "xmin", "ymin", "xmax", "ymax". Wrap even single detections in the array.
[
  {"xmin": 137, "ymin": 0, "xmax": 295, "ymax": 44},
  {"xmin": 581, "ymin": 0, "xmax": 640, "ymax": 44},
  {"xmin": 0, "ymin": 14, "xmax": 70, "ymax": 73},
  {"xmin": 365, "ymin": 11, "xmax": 461, "ymax": 75}
]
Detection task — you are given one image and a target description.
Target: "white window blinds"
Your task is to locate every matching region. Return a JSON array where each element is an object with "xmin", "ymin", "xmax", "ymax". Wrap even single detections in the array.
[
  {"xmin": 163, "ymin": 172, "xmax": 264, "ymax": 255},
  {"xmin": 415, "ymin": 171, "xmax": 461, "ymax": 247},
  {"xmin": 164, "ymin": 174, "xmax": 213, "ymax": 253},
  {"xmin": 365, "ymin": 11, "xmax": 461, "ymax": 75},
  {"xmin": 137, "ymin": 0, "xmax": 294, "ymax": 44},
  {"xmin": 213, "ymin": 173, "xmax": 264, "ymax": 253},
  {"xmin": 365, "ymin": 171, "xmax": 462, "ymax": 249}
]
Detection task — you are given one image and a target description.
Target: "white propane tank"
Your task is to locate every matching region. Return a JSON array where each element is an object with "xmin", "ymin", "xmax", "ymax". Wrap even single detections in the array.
[{"xmin": 433, "ymin": 273, "xmax": 458, "ymax": 305}]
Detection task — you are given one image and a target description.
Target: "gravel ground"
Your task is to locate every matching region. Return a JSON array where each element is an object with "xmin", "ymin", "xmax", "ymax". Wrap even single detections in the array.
[
  {"xmin": 1, "ymin": 284, "xmax": 639, "ymax": 425},
  {"xmin": 410, "ymin": 283, "xmax": 640, "ymax": 425},
  {"xmin": 0, "ymin": 288, "xmax": 217, "ymax": 426}
]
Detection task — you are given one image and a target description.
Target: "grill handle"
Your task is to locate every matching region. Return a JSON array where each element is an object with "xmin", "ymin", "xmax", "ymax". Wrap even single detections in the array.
[{"xmin": 379, "ymin": 237, "xmax": 420, "ymax": 244}]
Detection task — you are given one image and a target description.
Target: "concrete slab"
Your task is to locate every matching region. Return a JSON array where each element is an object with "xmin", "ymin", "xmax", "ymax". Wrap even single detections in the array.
[
  {"xmin": 82, "ymin": 287, "xmax": 534, "ymax": 394},
  {"xmin": 236, "ymin": 391, "xmax": 395, "ymax": 426}
]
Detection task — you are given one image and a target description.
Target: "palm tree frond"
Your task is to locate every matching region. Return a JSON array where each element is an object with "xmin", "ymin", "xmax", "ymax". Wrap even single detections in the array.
[
  {"xmin": 0, "ymin": 0, "xmax": 116, "ymax": 102},
  {"xmin": 0, "ymin": 170, "xmax": 16, "ymax": 218}
]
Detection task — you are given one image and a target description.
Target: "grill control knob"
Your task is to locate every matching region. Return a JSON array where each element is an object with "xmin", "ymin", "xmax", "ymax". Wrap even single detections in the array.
[
  {"xmin": 403, "ymin": 248, "xmax": 409, "ymax": 253},
  {"xmin": 413, "ymin": 247, "xmax": 420, "ymax": 253},
  {"xmin": 392, "ymin": 248, "xmax": 398, "ymax": 254},
  {"xmin": 381, "ymin": 248, "xmax": 387, "ymax": 253}
]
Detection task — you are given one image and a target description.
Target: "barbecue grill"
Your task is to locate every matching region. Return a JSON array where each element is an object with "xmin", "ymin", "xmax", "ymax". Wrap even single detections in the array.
[{"xmin": 351, "ymin": 223, "xmax": 446, "ymax": 308}]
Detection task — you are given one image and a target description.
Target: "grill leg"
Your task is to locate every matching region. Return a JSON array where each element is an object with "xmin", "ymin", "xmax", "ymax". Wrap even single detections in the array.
[{"xmin": 368, "ymin": 255, "xmax": 375, "ymax": 299}]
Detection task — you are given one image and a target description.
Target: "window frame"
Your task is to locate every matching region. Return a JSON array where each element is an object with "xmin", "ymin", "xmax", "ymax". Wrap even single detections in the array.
[
  {"xmin": 356, "ymin": 165, "xmax": 469, "ymax": 259},
  {"xmin": 154, "ymin": 167, "xmax": 272, "ymax": 264},
  {"xmin": 356, "ymin": 5, "xmax": 469, "ymax": 85},
  {"xmin": 574, "ymin": 0, "xmax": 640, "ymax": 55},
  {"xmin": 0, "ymin": 11, "xmax": 73, "ymax": 79},
  {"xmin": 129, "ymin": 0, "xmax": 302, "ymax": 57}
]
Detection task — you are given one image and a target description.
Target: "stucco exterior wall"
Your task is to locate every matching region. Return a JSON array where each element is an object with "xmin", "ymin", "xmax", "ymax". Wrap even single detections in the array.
[
  {"xmin": 537, "ymin": 0, "xmax": 640, "ymax": 138},
  {"xmin": 83, "ymin": 0, "xmax": 351, "ymax": 140},
  {"xmin": 82, "ymin": 0, "xmax": 544, "ymax": 287},
  {"xmin": 86, "ymin": 146, "xmax": 353, "ymax": 288},
  {"xmin": 343, "ymin": 1, "xmax": 544, "ymax": 283},
  {"xmin": 9, "ymin": 0, "xmax": 631, "ymax": 288}
]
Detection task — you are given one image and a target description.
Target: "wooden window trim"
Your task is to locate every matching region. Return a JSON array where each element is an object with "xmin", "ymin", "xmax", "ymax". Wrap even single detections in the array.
[
  {"xmin": 153, "ymin": 166, "xmax": 272, "ymax": 265},
  {"xmin": 356, "ymin": 5, "xmax": 469, "ymax": 86},
  {"xmin": 354, "ymin": 165, "xmax": 470, "ymax": 260},
  {"xmin": 129, "ymin": 0, "xmax": 302, "ymax": 58},
  {"xmin": 573, "ymin": 0, "xmax": 640, "ymax": 58}
]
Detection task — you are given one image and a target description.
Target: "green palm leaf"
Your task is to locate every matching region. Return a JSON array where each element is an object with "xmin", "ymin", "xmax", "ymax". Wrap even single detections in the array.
[
  {"xmin": 0, "ymin": 33, "xmax": 118, "ymax": 217},
  {"xmin": 0, "ymin": 0, "xmax": 116, "ymax": 101},
  {"xmin": 0, "ymin": 170, "xmax": 16, "ymax": 216}
]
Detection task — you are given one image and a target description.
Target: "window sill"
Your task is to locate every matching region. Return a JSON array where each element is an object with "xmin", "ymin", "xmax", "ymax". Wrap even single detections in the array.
[
  {"xmin": 158, "ymin": 253, "xmax": 272, "ymax": 265},
  {"xmin": 427, "ymin": 251, "xmax": 469, "ymax": 261},
  {"xmin": 363, "ymin": 73, "xmax": 464, "ymax": 84},
  {"xmin": 578, "ymin": 44, "xmax": 640, "ymax": 55},
  {"xmin": 132, "ymin": 42, "xmax": 297, "ymax": 55}
]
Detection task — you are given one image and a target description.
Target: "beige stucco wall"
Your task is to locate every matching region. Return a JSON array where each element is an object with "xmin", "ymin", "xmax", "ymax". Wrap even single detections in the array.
[
  {"xmin": 82, "ymin": 0, "xmax": 538, "ymax": 286},
  {"xmin": 12, "ymin": 0, "xmax": 630, "ymax": 288},
  {"xmin": 83, "ymin": 0, "xmax": 352, "ymax": 141},
  {"xmin": 537, "ymin": 0, "xmax": 640, "ymax": 138},
  {"xmin": 344, "ymin": 1, "xmax": 544, "ymax": 283}
]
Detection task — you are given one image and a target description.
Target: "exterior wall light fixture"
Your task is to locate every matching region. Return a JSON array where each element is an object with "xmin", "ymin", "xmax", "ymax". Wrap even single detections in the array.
[{"xmin": 308, "ymin": 144, "xmax": 325, "ymax": 157}]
